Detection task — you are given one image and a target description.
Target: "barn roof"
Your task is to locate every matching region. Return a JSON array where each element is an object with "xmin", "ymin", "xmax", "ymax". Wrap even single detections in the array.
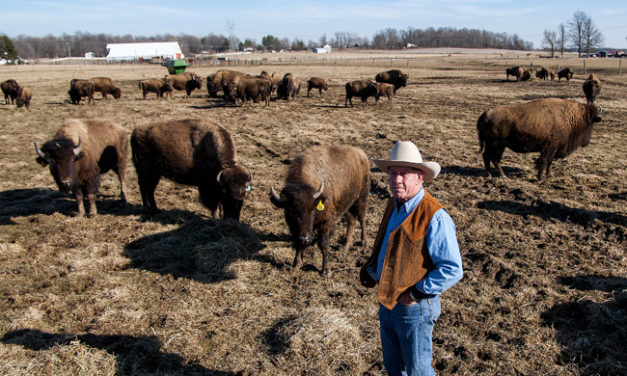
[{"xmin": 105, "ymin": 42, "xmax": 184, "ymax": 61}]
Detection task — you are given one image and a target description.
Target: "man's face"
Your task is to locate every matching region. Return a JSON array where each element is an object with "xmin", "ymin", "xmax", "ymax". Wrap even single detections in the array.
[{"xmin": 388, "ymin": 166, "xmax": 424, "ymax": 203}]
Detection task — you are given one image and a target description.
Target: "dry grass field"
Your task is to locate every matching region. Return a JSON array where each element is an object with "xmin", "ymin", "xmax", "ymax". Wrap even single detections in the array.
[{"xmin": 1, "ymin": 51, "xmax": 625, "ymax": 375}]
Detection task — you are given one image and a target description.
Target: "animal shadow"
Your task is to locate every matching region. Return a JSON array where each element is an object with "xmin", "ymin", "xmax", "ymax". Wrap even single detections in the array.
[
  {"xmin": 1, "ymin": 328, "xmax": 241, "ymax": 375},
  {"xmin": 477, "ymin": 199, "xmax": 627, "ymax": 228},
  {"xmin": 440, "ymin": 165, "xmax": 486, "ymax": 177},
  {"xmin": 124, "ymin": 217, "xmax": 266, "ymax": 283},
  {"xmin": 541, "ymin": 276, "xmax": 627, "ymax": 374}
]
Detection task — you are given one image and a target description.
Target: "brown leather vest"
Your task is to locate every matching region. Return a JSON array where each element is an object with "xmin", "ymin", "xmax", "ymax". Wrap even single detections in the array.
[{"xmin": 362, "ymin": 191, "xmax": 443, "ymax": 309}]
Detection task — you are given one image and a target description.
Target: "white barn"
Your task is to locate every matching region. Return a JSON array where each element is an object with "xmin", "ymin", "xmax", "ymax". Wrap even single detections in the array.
[
  {"xmin": 312, "ymin": 44, "xmax": 332, "ymax": 54},
  {"xmin": 106, "ymin": 42, "xmax": 184, "ymax": 61}
]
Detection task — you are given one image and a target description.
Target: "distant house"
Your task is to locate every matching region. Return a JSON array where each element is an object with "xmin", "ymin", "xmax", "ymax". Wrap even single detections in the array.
[
  {"xmin": 312, "ymin": 44, "xmax": 332, "ymax": 54},
  {"xmin": 105, "ymin": 42, "xmax": 184, "ymax": 61}
]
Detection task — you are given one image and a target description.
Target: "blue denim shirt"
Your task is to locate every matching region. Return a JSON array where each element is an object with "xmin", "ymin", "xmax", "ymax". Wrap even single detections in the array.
[{"xmin": 375, "ymin": 188, "xmax": 463, "ymax": 295}]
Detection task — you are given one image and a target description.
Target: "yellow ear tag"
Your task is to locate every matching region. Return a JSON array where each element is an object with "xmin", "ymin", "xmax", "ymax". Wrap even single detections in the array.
[{"xmin": 316, "ymin": 200, "xmax": 325, "ymax": 211}]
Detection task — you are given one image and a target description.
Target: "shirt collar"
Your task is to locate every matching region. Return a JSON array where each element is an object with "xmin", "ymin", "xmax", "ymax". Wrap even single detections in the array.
[{"xmin": 394, "ymin": 188, "xmax": 425, "ymax": 214}]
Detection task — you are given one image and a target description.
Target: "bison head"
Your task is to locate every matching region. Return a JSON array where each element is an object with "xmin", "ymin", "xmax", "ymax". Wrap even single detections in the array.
[
  {"xmin": 35, "ymin": 138, "xmax": 83, "ymax": 193},
  {"xmin": 111, "ymin": 87, "xmax": 122, "ymax": 99},
  {"xmin": 270, "ymin": 182, "xmax": 325, "ymax": 246},
  {"xmin": 215, "ymin": 166, "xmax": 252, "ymax": 221}
]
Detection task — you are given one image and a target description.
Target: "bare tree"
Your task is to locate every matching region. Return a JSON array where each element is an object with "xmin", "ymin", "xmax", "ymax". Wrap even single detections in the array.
[
  {"xmin": 583, "ymin": 16, "xmax": 604, "ymax": 55},
  {"xmin": 568, "ymin": 11, "xmax": 603, "ymax": 57},
  {"xmin": 558, "ymin": 23, "xmax": 567, "ymax": 56},
  {"xmin": 542, "ymin": 29, "xmax": 558, "ymax": 57}
]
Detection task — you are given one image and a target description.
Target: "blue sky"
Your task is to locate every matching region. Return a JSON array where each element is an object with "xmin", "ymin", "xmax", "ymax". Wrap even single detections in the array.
[{"xmin": 3, "ymin": 1, "xmax": 626, "ymax": 48}]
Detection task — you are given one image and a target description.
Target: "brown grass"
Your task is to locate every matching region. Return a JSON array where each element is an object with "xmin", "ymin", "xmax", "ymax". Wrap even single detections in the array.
[{"xmin": 1, "ymin": 51, "xmax": 626, "ymax": 375}]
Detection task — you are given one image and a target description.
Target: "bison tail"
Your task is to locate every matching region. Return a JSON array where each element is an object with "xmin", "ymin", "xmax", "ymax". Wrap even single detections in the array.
[{"xmin": 477, "ymin": 113, "xmax": 487, "ymax": 154}]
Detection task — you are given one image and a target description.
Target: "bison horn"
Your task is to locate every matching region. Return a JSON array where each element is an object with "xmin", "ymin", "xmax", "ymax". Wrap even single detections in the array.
[
  {"xmin": 73, "ymin": 138, "xmax": 82, "ymax": 156},
  {"xmin": 216, "ymin": 170, "xmax": 223, "ymax": 183},
  {"xmin": 312, "ymin": 182, "xmax": 324, "ymax": 200},
  {"xmin": 34, "ymin": 141, "xmax": 46, "ymax": 158},
  {"xmin": 270, "ymin": 186, "xmax": 284, "ymax": 203}
]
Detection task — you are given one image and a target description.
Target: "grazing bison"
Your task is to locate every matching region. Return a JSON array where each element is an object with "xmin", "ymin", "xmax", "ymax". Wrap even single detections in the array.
[
  {"xmin": 138, "ymin": 79, "xmax": 173, "ymax": 99},
  {"xmin": 224, "ymin": 76, "xmax": 271, "ymax": 106},
  {"xmin": 582, "ymin": 74, "xmax": 601, "ymax": 103},
  {"xmin": 345, "ymin": 79, "xmax": 379, "ymax": 107},
  {"xmin": 131, "ymin": 119, "xmax": 252, "ymax": 220},
  {"xmin": 34, "ymin": 119, "xmax": 128, "ymax": 217},
  {"xmin": 1, "ymin": 79, "xmax": 19, "ymax": 104},
  {"xmin": 506, "ymin": 66, "xmax": 526, "ymax": 81},
  {"xmin": 277, "ymin": 73, "xmax": 302, "ymax": 101},
  {"xmin": 15, "ymin": 86, "xmax": 32, "ymax": 110},
  {"xmin": 375, "ymin": 69, "xmax": 408, "ymax": 92},
  {"xmin": 270, "ymin": 145, "xmax": 370, "ymax": 276},
  {"xmin": 375, "ymin": 82, "xmax": 395, "ymax": 103},
  {"xmin": 558, "ymin": 67, "xmax": 574, "ymax": 81},
  {"xmin": 166, "ymin": 72, "xmax": 202, "ymax": 97},
  {"xmin": 535, "ymin": 67, "xmax": 554, "ymax": 81},
  {"xmin": 306, "ymin": 77, "xmax": 328, "ymax": 97},
  {"xmin": 68, "ymin": 79, "xmax": 95, "ymax": 105},
  {"xmin": 89, "ymin": 77, "xmax": 122, "ymax": 99},
  {"xmin": 207, "ymin": 70, "xmax": 245, "ymax": 98},
  {"xmin": 477, "ymin": 98, "xmax": 602, "ymax": 180}
]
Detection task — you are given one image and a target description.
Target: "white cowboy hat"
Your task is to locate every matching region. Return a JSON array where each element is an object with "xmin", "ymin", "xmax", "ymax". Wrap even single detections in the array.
[{"xmin": 372, "ymin": 141, "xmax": 441, "ymax": 182}]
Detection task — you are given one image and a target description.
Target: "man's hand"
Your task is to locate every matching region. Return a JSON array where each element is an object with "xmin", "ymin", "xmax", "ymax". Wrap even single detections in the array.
[{"xmin": 398, "ymin": 290, "xmax": 416, "ymax": 306}]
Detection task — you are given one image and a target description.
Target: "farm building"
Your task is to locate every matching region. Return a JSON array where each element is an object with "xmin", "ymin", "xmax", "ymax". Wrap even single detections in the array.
[
  {"xmin": 105, "ymin": 42, "xmax": 184, "ymax": 61},
  {"xmin": 312, "ymin": 44, "xmax": 332, "ymax": 54}
]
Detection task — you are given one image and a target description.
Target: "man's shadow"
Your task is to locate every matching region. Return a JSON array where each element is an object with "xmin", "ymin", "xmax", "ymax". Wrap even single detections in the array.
[
  {"xmin": 541, "ymin": 275, "xmax": 627, "ymax": 374},
  {"xmin": 1, "ymin": 328, "xmax": 242, "ymax": 375}
]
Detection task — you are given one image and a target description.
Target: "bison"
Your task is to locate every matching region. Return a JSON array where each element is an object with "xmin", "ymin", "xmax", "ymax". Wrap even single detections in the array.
[
  {"xmin": 535, "ymin": 67, "xmax": 555, "ymax": 81},
  {"xmin": 2, "ymin": 79, "xmax": 19, "ymax": 104},
  {"xmin": 375, "ymin": 69, "xmax": 408, "ymax": 92},
  {"xmin": 15, "ymin": 86, "xmax": 32, "ymax": 110},
  {"xmin": 582, "ymin": 74, "xmax": 601, "ymax": 103},
  {"xmin": 89, "ymin": 77, "xmax": 122, "ymax": 99},
  {"xmin": 34, "ymin": 119, "xmax": 128, "ymax": 217},
  {"xmin": 306, "ymin": 77, "xmax": 328, "ymax": 97},
  {"xmin": 276, "ymin": 73, "xmax": 302, "ymax": 101},
  {"xmin": 375, "ymin": 82, "xmax": 395, "ymax": 103},
  {"xmin": 345, "ymin": 79, "xmax": 379, "ymax": 107},
  {"xmin": 207, "ymin": 70, "xmax": 245, "ymax": 98},
  {"xmin": 224, "ymin": 76, "xmax": 271, "ymax": 106},
  {"xmin": 130, "ymin": 118, "xmax": 252, "ymax": 220},
  {"xmin": 506, "ymin": 66, "xmax": 526, "ymax": 81},
  {"xmin": 166, "ymin": 72, "xmax": 202, "ymax": 97},
  {"xmin": 270, "ymin": 145, "xmax": 370, "ymax": 276},
  {"xmin": 138, "ymin": 79, "xmax": 173, "ymax": 99},
  {"xmin": 68, "ymin": 79, "xmax": 95, "ymax": 105},
  {"xmin": 558, "ymin": 67, "xmax": 574, "ymax": 81},
  {"xmin": 477, "ymin": 98, "xmax": 602, "ymax": 181}
]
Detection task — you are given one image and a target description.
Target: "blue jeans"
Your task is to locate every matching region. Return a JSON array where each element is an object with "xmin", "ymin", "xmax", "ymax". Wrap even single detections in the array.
[{"xmin": 378, "ymin": 296, "xmax": 441, "ymax": 376}]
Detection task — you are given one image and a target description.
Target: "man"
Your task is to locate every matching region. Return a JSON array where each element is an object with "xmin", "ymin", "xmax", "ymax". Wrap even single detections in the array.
[{"xmin": 360, "ymin": 141, "xmax": 463, "ymax": 376}]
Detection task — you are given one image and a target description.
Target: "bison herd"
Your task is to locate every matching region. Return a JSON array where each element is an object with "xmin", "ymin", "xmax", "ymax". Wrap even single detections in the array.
[{"xmin": 1, "ymin": 64, "xmax": 605, "ymax": 275}]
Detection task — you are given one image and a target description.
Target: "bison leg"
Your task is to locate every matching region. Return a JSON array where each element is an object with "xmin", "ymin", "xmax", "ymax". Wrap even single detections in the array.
[
  {"xmin": 535, "ymin": 148, "xmax": 556, "ymax": 181},
  {"xmin": 86, "ymin": 192, "xmax": 98, "ymax": 217},
  {"xmin": 319, "ymin": 233, "xmax": 331, "ymax": 276},
  {"xmin": 483, "ymin": 144, "xmax": 506, "ymax": 177},
  {"xmin": 292, "ymin": 246, "xmax": 304, "ymax": 273},
  {"xmin": 138, "ymin": 174, "xmax": 160, "ymax": 213},
  {"xmin": 343, "ymin": 212, "xmax": 356, "ymax": 251},
  {"xmin": 74, "ymin": 190, "xmax": 86, "ymax": 217}
]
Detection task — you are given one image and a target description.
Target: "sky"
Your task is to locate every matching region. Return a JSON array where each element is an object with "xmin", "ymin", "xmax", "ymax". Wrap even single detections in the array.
[{"xmin": 2, "ymin": 1, "xmax": 626, "ymax": 49}]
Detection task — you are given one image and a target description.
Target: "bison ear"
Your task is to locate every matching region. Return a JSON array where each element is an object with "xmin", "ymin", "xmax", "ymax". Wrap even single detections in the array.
[
  {"xmin": 36, "ymin": 156, "xmax": 49, "ymax": 166},
  {"xmin": 269, "ymin": 186, "xmax": 285, "ymax": 208},
  {"xmin": 593, "ymin": 116, "xmax": 602, "ymax": 123}
]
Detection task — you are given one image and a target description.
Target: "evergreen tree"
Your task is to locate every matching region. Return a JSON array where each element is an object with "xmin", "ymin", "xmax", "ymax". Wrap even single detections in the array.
[{"xmin": 0, "ymin": 35, "xmax": 19, "ymax": 62}]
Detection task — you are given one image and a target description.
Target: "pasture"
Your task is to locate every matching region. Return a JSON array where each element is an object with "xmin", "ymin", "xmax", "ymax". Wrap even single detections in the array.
[{"xmin": 1, "ymin": 51, "xmax": 625, "ymax": 375}]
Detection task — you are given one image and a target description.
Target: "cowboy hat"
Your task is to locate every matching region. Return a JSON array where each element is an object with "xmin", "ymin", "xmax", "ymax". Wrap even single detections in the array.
[{"xmin": 372, "ymin": 141, "xmax": 441, "ymax": 182}]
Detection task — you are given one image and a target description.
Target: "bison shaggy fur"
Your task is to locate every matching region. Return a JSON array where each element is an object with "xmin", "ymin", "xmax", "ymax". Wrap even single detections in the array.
[
  {"xmin": 89, "ymin": 77, "xmax": 122, "ymax": 99},
  {"xmin": 270, "ymin": 145, "xmax": 370, "ymax": 276},
  {"xmin": 582, "ymin": 74, "xmax": 601, "ymax": 103},
  {"xmin": 131, "ymin": 119, "xmax": 252, "ymax": 220},
  {"xmin": 15, "ymin": 87, "xmax": 32, "ymax": 110},
  {"xmin": 375, "ymin": 69, "xmax": 408, "ymax": 92},
  {"xmin": 558, "ymin": 68, "xmax": 574, "ymax": 81},
  {"xmin": 68, "ymin": 79, "xmax": 95, "ymax": 105},
  {"xmin": 2, "ymin": 79, "xmax": 19, "ymax": 104},
  {"xmin": 34, "ymin": 119, "xmax": 128, "ymax": 217},
  {"xmin": 345, "ymin": 79, "xmax": 379, "ymax": 107},
  {"xmin": 477, "ymin": 98, "xmax": 602, "ymax": 180},
  {"xmin": 306, "ymin": 77, "xmax": 328, "ymax": 97}
]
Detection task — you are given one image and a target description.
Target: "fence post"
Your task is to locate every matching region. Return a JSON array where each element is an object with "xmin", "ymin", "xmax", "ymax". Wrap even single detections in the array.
[{"xmin": 619, "ymin": 59, "xmax": 622, "ymax": 75}]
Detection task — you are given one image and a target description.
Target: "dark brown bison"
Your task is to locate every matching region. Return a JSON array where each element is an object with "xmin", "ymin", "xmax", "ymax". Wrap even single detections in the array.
[
  {"xmin": 34, "ymin": 119, "xmax": 128, "ymax": 217},
  {"xmin": 558, "ymin": 67, "xmax": 574, "ymax": 81},
  {"xmin": 375, "ymin": 69, "xmax": 408, "ymax": 92},
  {"xmin": 15, "ymin": 87, "xmax": 32, "ymax": 110},
  {"xmin": 224, "ymin": 76, "xmax": 271, "ymax": 106},
  {"xmin": 345, "ymin": 79, "xmax": 379, "ymax": 107},
  {"xmin": 207, "ymin": 70, "xmax": 245, "ymax": 98},
  {"xmin": 131, "ymin": 119, "xmax": 252, "ymax": 220},
  {"xmin": 506, "ymin": 66, "xmax": 526, "ymax": 81},
  {"xmin": 276, "ymin": 73, "xmax": 302, "ymax": 101},
  {"xmin": 306, "ymin": 77, "xmax": 328, "ymax": 97},
  {"xmin": 535, "ymin": 67, "xmax": 552, "ymax": 80},
  {"xmin": 582, "ymin": 74, "xmax": 601, "ymax": 103},
  {"xmin": 138, "ymin": 79, "xmax": 173, "ymax": 99},
  {"xmin": 89, "ymin": 77, "xmax": 122, "ymax": 99},
  {"xmin": 375, "ymin": 82, "xmax": 395, "ymax": 103},
  {"xmin": 68, "ymin": 79, "xmax": 95, "ymax": 105},
  {"xmin": 477, "ymin": 98, "xmax": 602, "ymax": 180},
  {"xmin": 1, "ymin": 79, "xmax": 19, "ymax": 104},
  {"xmin": 270, "ymin": 145, "xmax": 370, "ymax": 276},
  {"xmin": 166, "ymin": 72, "xmax": 202, "ymax": 97}
]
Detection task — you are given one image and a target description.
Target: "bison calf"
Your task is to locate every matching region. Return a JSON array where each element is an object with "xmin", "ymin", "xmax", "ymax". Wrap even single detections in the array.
[
  {"xmin": 306, "ymin": 77, "xmax": 328, "ymax": 97},
  {"xmin": 376, "ymin": 82, "xmax": 395, "ymax": 103},
  {"xmin": 131, "ymin": 119, "xmax": 252, "ymax": 220},
  {"xmin": 583, "ymin": 74, "xmax": 601, "ymax": 103},
  {"xmin": 270, "ymin": 145, "xmax": 370, "ymax": 276},
  {"xmin": 35, "ymin": 119, "xmax": 128, "ymax": 217},
  {"xmin": 477, "ymin": 98, "xmax": 602, "ymax": 181}
]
